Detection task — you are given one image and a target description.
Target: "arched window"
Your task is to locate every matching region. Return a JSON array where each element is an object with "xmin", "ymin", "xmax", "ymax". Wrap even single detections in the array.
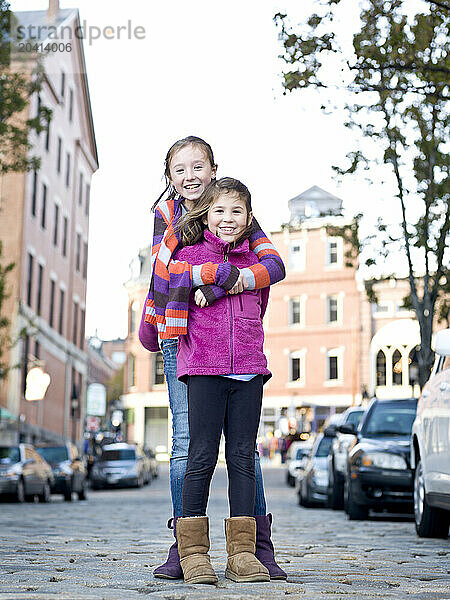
[
  {"xmin": 392, "ymin": 349, "xmax": 403, "ymax": 385},
  {"xmin": 376, "ymin": 350, "xmax": 386, "ymax": 386},
  {"xmin": 409, "ymin": 347, "xmax": 419, "ymax": 385}
]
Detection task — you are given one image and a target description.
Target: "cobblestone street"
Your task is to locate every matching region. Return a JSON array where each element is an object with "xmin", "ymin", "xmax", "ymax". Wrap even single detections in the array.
[{"xmin": 0, "ymin": 464, "xmax": 449, "ymax": 600}]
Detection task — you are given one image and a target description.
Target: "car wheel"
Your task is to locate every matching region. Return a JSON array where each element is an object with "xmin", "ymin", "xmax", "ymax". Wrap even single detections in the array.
[
  {"xmin": 288, "ymin": 474, "xmax": 296, "ymax": 487},
  {"xmin": 39, "ymin": 480, "xmax": 51, "ymax": 503},
  {"xmin": 15, "ymin": 479, "xmax": 25, "ymax": 503},
  {"xmin": 346, "ymin": 479, "xmax": 368, "ymax": 520},
  {"xmin": 78, "ymin": 480, "xmax": 88, "ymax": 501},
  {"xmin": 414, "ymin": 459, "xmax": 449, "ymax": 539},
  {"xmin": 63, "ymin": 482, "xmax": 72, "ymax": 502},
  {"xmin": 298, "ymin": 482, "xmax": 311, "ymax": 508}
]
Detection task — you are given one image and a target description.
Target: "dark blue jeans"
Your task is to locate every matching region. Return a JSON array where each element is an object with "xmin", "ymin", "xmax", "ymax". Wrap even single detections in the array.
[
  {"xmin": 161, "ymin": 339, "xmax": 267, "ymax": 517},
  {"xmin": 182, "ymin": 375, "xmax": 264, "ymax": 517}
]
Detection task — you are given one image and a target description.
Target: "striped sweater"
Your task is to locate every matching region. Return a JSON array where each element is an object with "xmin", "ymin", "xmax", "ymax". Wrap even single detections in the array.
[{"xmin": 143, "ymin": 195, "xmax": 285, "ymax": 341}]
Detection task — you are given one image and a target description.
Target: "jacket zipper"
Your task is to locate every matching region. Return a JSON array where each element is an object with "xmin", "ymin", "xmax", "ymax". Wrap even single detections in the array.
[{"xmin": 224, "ymin": 246, "xmax": 233, "ymax": 371}]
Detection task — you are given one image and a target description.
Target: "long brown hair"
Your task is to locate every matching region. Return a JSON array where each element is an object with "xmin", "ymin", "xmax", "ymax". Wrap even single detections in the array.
[
  {"xmin": 176, "ymin": 177, "xmax": 253, "ymax": 247},
  {"xmin": 151, "ymin": 136, "xmax": 217, "ymax": 211}
]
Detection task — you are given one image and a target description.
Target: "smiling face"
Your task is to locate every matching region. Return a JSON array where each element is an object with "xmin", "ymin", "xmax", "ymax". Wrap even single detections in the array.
[
  {"xmin": 168, "ymin": 144, "xmax": 216, "ymax": 209},
  {"xmin": 204, "ymin": 192, "xmax": 252, "ymax": 243}
]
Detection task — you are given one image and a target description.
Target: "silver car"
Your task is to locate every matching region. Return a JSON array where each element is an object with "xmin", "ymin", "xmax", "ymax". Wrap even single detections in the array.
[{"xmin": 91, "ymin": 443, "xmax": 147, "ymax": 489}]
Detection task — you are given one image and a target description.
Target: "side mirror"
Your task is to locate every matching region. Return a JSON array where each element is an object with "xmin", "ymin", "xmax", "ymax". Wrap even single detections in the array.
[
  {"xmin": 323, "ymin": 426, "xmax": 337, "ymax": 437},
  {"xmin": 337, "ymin": 423, "xmax": 356, "ymax": 435}
]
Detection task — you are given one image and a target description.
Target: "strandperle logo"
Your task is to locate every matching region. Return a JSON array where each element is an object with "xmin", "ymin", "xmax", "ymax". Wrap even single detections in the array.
[{"xmin": 14, "ymin": 19, "xmax": 147, "ymax": 46}]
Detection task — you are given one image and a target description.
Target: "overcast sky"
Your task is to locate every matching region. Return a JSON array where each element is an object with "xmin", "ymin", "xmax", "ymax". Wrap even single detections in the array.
[{"xmin": 10, "ymin": 0, "xmax": 424, "ymax": 340}]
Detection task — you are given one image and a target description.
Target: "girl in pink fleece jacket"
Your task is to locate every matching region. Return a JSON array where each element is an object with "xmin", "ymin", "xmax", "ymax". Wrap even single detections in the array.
[{"xmin": 172, "ymin": 178, "xmax": 274, "ymax": 584}]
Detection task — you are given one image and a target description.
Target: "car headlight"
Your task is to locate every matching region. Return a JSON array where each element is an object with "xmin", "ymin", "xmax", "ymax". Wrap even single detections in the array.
[{"xmin": 362, "ymin": 452, "xmax": 406, "ymax": 470}]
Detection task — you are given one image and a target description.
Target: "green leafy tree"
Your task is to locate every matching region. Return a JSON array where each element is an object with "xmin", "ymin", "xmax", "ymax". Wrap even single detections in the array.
[
  {"xmin": 275, "ymin": 0, "xmax": 449, "ymax": 387},
  {"xmin": 0, "ymin": 241, "xmax": 15, "ymax": 381},
  {"xmin": 0, "ymin": 0, "xmax": 51, "ymax": 173}
]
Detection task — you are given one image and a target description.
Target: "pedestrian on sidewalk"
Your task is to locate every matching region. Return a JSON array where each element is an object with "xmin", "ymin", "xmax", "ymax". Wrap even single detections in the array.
[
  {"xmin": 138, "ymin": 136, "xmax": 287, "ymax": 581},
  {"xmin": 172, "ymin": 177, "xmax": 276, "ymax": 584}
]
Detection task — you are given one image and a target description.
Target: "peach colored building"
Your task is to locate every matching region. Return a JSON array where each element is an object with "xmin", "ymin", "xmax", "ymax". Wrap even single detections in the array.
[
  {"xmin": 261, "ymin": 186, "xmax": 361, "ymax": 432},
  {"xmin": 0, "ymin": 1, "xmax": 98, "ymax": 444}
]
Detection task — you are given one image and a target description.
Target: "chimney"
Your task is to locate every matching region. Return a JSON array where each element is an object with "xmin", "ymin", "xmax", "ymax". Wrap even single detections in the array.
[{"xmin": 47, "ymin": 0, "xmax": 60, "ymax": 22}]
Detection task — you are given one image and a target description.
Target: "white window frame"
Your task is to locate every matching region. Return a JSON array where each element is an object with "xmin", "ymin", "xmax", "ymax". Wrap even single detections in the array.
[
  {"xmin": 287, "ymin": 349, "xmax": 306, "ymax": 387},
  {"xmin": 372, "ymin": 301, "xmax": 394, "ymax": 318},
  {"xmin": 289, "ymin": 240, "xmax": 306, "ymax": 272},
  {"xmin": 326, "ymin": 294, "xmax": 342, "ymax": 325},
  {"xmin": 325, "ymin": 236, "xmax": 343, "ymax": 268},
  {"xmin": 289, "ymin": 295, "xmax": 306, "ymax": 327},
  {"xmin": 324, "ymin": 347, "xmax": 344, "ymax": 386}
]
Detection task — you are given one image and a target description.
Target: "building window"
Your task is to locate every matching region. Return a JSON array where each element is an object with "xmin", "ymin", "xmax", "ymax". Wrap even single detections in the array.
[
  {"xmin": 327, "ymin": 295, "xmax": 339, "ymax": 324},
  {"xmin": 36, "ymin": 264, "xmax": 43, "ymax": 316},
  {"xmin": 85, "ymin": 183, "xmax": 90, "ymax": 216},
  {"xmin": 53, "ymin": 204, "xmax": 59, "ymax": 246},
  {"xmin": 82, "ymin": 242, "xmax": 88, "ymax": 279},
  {"xmin": 129, "ymin": 304, "xmax": 136, "ymax": 333},
  {"xmin": 154, "ymin": 352, "xmax": 164, "ymax": 385},
  {"xmin": 65, "ymin": 152, "xmax": 71, "ymax": 187},
  {"xmin": 289, "ymin": 241, "xmax": 305, "ymax": 271},
  {"xmin": 289, "ymin": 350, "xmax": 305, "ymax": 383},
  {"xmin": 49, "ymin": 280, "xmax": 55, "ymax": 328},
  {"xmin": 326, "ymin": 237, "xmax": 342, "ymax": 266},
  {"xmin": 392, "ymin": 349, "xmax": 403, "ymax": 385},
  {"xmin": 45, "ymin": 119, "xmax": 50, "ymax": 151},
  {"xmin": 41, "ymin": 184, "xmax": 47, "ymax": 229},
  {"xmin": 31, "ymin": 171, "xmax": 37, "ymax": 216},
  {"xmin": 289, "ymin": 297, "xmax": 303, "ymax": 326},
  {"xmin": 75, "ymin": 233, "xmax": 81, "ymax": 272},
  {"xmin": 72, "ymin": 301, "xmax": 78, "ymax": 345},
  {"xmin": 376, "ymin": 349, "xmax": 386, "ymax": 386},
  {"xmin": 79, "ymin": 308, "xmax": 85, "ymax": 350},
  {"xmin": 22, "ymin": 335, "xmax": 29, "ymax": 397},
  {"xmin": 128, "ymin": 354, "xmax": 136, "ymax": 388},
  {"xmin": 60, "ymin": 71, "xmax": 65, "ymax": 98},
  {"xmin": 58, "ymin": 289, "xmax": 65, "ymax": 335},
  {"xmin": 69, "ymin": 88, "xmax": 73, "ymax": 121},
  {"xmin": 326, "ymin": 349, "xmax": 341, "ymax": 381},
  {"xmin": 26, "ymin": 253, "xmax": 33, "ymax": 307},
  {"xmin": 62, "ymin": 216, "xmax": 68, "ymax": 257},
  {"xmin": 78, "ymin": 172, "xmax": 83, "ymax": 205},
  {"xmin": 57, "ymin": 137, "xmax": 62, "ymax": 173}
]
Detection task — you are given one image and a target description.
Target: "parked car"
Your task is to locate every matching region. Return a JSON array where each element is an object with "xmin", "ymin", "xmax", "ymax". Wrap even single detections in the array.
[
  {"xmin": 0, "ymin": 444, "xmax": 53, "ymax": 503},
  {"xmin": 90, "ymin": 443, "xmax": 147, "ymax": 489},
  {"xmin": 344, "ymin": 397, "xmax": 418, "ymax": 520},
  {"xmin": 327, "ymin": 406, "xmax": 366, "ymax": 509},
  {"xmin": 286, "ymin": 441, "xmax": 313, "ymax": 487},
  {"xmin": 297, "ymin": 433, "xmax": 334, "ymax": 507},
  {"xmin": 411, "ymin": 328, "xmax": 450, "ymax": 539},
  {"xmin": 36, "ymin": 443, "xmax": 87, "ymax": 501},
  {"xmin": 144, "ymin": 447, "xmax": 159, "ymax": 480}
]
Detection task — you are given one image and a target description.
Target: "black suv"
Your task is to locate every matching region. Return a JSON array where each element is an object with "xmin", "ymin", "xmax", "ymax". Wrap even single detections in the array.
[{"xmin": 344, "ymin": 397, "xmax": 418, "ymax": 520}]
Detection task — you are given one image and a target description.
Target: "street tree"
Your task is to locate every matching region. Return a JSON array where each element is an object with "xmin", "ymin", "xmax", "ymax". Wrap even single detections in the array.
[
  {"xmin": 0, "ymin": 241, "xmax": 15, "ymax": 381},
  {"xmin": 275, "ymin": 0, "xmax": 449, "ymax": 387},
  {"xmin": 0, "ymin": 0, "xmax": 51, "ymax": 173}
]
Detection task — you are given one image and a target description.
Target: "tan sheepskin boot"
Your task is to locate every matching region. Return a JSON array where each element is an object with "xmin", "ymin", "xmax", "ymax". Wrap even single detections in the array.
[
  {"xmin": 176, "ymin": 516, "xmax": 218, "ymax": 585},
  {"xmin": 225, "ymin": 516, "xmax": 270, "ymax": 583}
]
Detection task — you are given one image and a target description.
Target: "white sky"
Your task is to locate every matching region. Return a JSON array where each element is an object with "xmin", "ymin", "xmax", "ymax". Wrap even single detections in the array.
[{"xmin": 10, "ymin": 0, "xmax": 426, "ymax": 340}]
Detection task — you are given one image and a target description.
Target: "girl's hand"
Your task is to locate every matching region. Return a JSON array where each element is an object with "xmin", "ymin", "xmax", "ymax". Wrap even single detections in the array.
[
  {"xmin": 228, "ymin": 272, "xmax": 248, "ymax": 295},
  {"xmin": 194, "ymin": 288, "xmax": 208, "ymax": 307}
]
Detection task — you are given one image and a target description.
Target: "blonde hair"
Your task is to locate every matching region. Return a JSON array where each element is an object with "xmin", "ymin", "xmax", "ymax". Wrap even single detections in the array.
[{"xmin": 177, "ymin": 177, "xmax": 253, "ymax": 247}]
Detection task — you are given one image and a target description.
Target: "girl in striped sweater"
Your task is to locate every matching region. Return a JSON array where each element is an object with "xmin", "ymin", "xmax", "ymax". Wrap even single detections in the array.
[{"xmin": 138, "ymin": 136, "xmax": 286, "ymax": 580}]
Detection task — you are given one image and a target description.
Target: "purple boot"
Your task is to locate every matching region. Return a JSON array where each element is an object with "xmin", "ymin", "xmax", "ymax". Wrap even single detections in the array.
[
  {"xmin": 254, "ymin": 513, "xmax": 287, "ymax": 580},
  {"xmin": 153, "ymin": 517, "xmax": 183, "ymax": 580}
]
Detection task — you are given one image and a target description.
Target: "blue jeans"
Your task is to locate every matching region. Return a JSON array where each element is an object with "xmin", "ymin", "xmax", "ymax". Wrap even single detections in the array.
[{"xmin": 161, "ymin": 338, "xmax": 267, "ymax": 518}]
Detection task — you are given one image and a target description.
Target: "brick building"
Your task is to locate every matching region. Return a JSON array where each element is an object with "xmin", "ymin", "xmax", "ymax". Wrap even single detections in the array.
[{"xmin": 0, "ymin": 1, "xmax": 98, "ymax": 444}]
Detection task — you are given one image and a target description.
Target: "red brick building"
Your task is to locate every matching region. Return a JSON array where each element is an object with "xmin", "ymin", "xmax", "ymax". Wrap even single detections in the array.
[{"xmin": 0, "ymin": 1, "xmax": 98, "ymax": 444}]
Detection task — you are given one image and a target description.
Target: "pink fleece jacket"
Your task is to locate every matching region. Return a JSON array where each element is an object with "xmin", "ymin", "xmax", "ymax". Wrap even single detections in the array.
[{"xmin": 174, "ymin": 230, "xmax": 271, "ymax": 382}]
